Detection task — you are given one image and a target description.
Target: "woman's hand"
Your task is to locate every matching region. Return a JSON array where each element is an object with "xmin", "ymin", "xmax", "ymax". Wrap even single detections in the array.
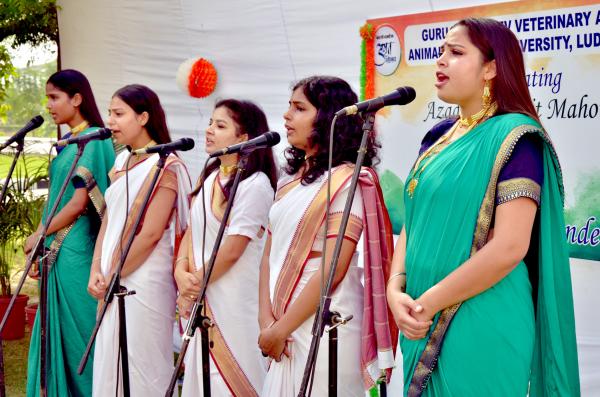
[
  {"xmin": 387, "ymin": 288, "xmax": 432, "ymax": 340},
  {"xmin": 176, "ymin": 295, "xmax": 195, "ymax": 319},
  {"xmin": 24, "ymin": 232, "xmax": 39, "ymax": 255},
  {"xmin": 27, "ymin": 259, "xmax": 40, "ymax": 279},
  {"xmin": 25, "ymin": 232, "xmax": 41, "ymax": 278},
  {"xmin": 259, "ymin": 310, "xmax": 276, "ymax": 331},
  {"xmin": 88, "ymin": 269, "xmax": 107, "ymax": 300},
  {"xmin": 174, "ymin": 266, "xmax": 202, "ymax": 299},
  {"xmin": 411, "ymin": 302, "xmax": 436, "ymax": 326},
  {"xmin": 258, "ymin": 322, "xmax": 292, "ymax": 361}
]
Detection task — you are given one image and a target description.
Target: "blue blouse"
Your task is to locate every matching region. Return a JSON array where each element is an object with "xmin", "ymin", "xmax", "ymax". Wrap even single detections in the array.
[{"xmin": 419, "ymin": 117, "xmax": 543, "ymax": 206}]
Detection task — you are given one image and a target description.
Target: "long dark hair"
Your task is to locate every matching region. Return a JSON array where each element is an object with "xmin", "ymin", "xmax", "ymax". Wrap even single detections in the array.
[
  {"xmin": 454, "ymin": 18, "xmax": 541, "ymax": 124},
  {"xmin": 285, "ymin": 76, "xmax": 380, "ymax": 184},
  {"xmin": 47, "ymin": 69, "xmax": 104, "ymax": 128},
  {"xmin": 192, "ymin": 99, "xmax": 278, "ymax": 198},
  {"xmin": 112, "ymin": 84, "xmax": 172, "ymax": 144}
]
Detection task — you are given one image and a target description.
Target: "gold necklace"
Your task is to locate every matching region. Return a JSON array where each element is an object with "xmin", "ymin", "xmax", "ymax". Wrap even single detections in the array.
[
  {"xmin": 131, "ymin": 140, "xmax": 157, "ymax": 157},
  {"xmin": 219, "ymin": 164, "xmax": 237, "ymax": 176},
  {"xmin": 70, "ymin": 121, "xmax": 89, "ymax": 137},
  {"xmin": 406, "ymin": 102, "xmax": 497, "ymax": 198},
  {"xmin": 406, "ymin": 124, "xmax": 458, "ymax": 198},
  {"xmin": 459, "ymin": 105, "xmax": 490, "ymax": 128}
]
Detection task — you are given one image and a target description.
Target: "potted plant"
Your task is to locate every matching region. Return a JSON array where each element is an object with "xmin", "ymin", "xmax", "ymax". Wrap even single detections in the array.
[{"xmin": 0, "ymin": 151, "xmax": 47, "ymax": 339}]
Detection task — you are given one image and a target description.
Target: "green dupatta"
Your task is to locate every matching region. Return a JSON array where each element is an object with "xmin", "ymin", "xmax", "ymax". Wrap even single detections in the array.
[{"xmin": 401, "ymin": 113, "xmax": 579, "ymax": 396}]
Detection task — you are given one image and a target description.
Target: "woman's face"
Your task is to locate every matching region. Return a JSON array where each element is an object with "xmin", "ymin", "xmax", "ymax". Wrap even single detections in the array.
[
  {"xmin": 435, "ymin": 25, "xmax": 495, "ymax": 109},
  {"xmin": 45, "ymin": 83, "xmax": 80, "ymax": 125},
  {"xmin": 107, "ymin": 96, "xmax": 150, "ymax": 148},
  {"xmin": 283, "ymin": 87, "xmax": 318, "ymax": 154},
  {"xmin": 205, "ymin": 106, "xmax": 246, "ymax": 155}
]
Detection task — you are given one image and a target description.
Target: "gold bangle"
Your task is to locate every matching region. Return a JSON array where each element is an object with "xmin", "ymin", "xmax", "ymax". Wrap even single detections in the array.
[
  {"xmin": 386, "ymin": 272, "xmax": 406, "ymax": 287},
  {"xmin": 175, "ymin": 256, "xmax": 188, "ymax": 265}
]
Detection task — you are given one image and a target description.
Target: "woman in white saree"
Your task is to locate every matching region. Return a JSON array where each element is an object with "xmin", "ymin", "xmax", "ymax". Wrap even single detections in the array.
[
  {"xmin": 258, "ymin": 76, "xmax": 398, "ymax": 396},
  {"xmin": 175, "ymin": 99, "xmax": 278, "ymax": 396},
  {"xmin": 87, "ymin": 84, "xmax": 191, "ymax": 396}
]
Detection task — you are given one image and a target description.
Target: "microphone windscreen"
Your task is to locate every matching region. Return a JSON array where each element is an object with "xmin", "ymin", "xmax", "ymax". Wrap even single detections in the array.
[
  {"xmin": 265, "ymin": 131, "xmax": 281, "ymax": 146},
  {"xmin": 31, "ymin": 115, "xmax": 45, "ymax": 128},
  {"xmin": 394, "ymin": 87, "xmax": 416, "ymax": 105},
  {"xmin": 179, "ymin": 137, "xmax": 196, "ymax": 151}
]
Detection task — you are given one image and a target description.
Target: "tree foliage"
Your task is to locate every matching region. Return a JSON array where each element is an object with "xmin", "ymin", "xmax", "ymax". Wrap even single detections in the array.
[
  {"xmin": 1, "ymin": 61, "xmax": 57, "ymax": 136},
  {"xmin": 0, "ymin": 0, "xmax": 58, "ymax": 47},
  {"xmin": 0, "ymin": 47, "xmax": 15, "ymax": 120},
  {"xmin": 0, "ymin": 0, "xmax": 58, "ymax": 116}
]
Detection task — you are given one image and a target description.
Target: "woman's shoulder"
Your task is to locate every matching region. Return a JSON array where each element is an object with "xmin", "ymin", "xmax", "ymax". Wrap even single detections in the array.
[
  {"xmin": 164, "ymin": 153, "xmax": 189, "ymax": 170},
  {"xmin": 490, "ymin": 112, "xmax": 542, "ymax": 131},
  {"xmin": 276, "ymin": 172, "xmax": 297, "ymax": 190},
  {"xmin": 241, "ymin": 171, "xmax": 274, "ymax": 194}
]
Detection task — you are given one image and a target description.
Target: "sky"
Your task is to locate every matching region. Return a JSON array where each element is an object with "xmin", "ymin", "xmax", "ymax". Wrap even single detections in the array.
[{"xmin": 6, "ymin": 41, "xmax": 57, "ymax": 68}]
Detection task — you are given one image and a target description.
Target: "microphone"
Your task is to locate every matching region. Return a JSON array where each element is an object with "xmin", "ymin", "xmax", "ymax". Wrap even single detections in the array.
[
  {"xmin": 0, "ymin": 115, "xmax": 44, "ymax": 150},
  {"xmin": 54, "ymin": 127, "xmax": 113, "ymax": 147},
  {"xmin": 335, "ymin": 86, "xmax": 416, "ymax": 116},
  {"xmin": 208, "ymin": 131, "xmax": 280, "ymax": 158},
  {"xmin": 131, "ymin": 137, "xmax": 195, "ymax": 155}
]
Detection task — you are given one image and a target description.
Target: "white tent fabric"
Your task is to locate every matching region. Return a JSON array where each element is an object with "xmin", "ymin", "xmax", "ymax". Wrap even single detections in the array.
[
  {"xmin": 57, "ymin": 0, "xmax": 487, "ymax": 178},
  {"xmin": 56, "ymin": 0, "xmax": 599, "ymax": 395}
]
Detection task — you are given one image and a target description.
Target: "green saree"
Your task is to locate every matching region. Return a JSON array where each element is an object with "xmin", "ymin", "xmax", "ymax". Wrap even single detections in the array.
[
  {"xmin": 27, "ymin": 127, "xmax": 115, "ymax": 397},
  {"xmin": 401, "ymin": 113, "xmax": 580, "ymax": 396}
]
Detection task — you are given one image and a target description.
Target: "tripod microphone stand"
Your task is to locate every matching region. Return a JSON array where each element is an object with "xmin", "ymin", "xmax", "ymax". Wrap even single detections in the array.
[{"xmin": 0, "ymin": 134, "xmax": 28, "ymax": 397}]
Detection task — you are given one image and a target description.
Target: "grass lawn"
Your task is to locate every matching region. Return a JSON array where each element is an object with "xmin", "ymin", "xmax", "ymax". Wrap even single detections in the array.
[
  {"xmin": 4, "ymin": 325, "xmax": 31, "ymax": 396},
  {"xmin": 3, "ymin": 251, "xmax": 39, "ymax": 396},
  {"xmin": 1, "ymin": 257, "xmax": 184, "ymax": 396}
]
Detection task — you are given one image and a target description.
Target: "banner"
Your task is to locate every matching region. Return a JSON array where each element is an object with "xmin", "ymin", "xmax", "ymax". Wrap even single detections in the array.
[{"xmin": 363, "ymin": 0, "xmax": 600, "ymax": 261}]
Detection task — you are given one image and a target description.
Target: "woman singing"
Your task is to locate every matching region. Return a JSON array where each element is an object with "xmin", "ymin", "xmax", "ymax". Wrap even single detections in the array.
[
  {"xmin": 26, "ymin": 69, "xmax": 115, "ymax": 397},
  {"xmin": 259, "ymin": 76, "xmax": 397, "ymax": 396},
  {"xmin": 387, "ymin": 18, "xmax": 580, "ymax": 396},
  {"xmin": 176, "ymin": 99, "xmax": 277, "ymax": 396},
  {"xmin": 88, "ymin": 84, "xmax": 191, "ymax": 396}
]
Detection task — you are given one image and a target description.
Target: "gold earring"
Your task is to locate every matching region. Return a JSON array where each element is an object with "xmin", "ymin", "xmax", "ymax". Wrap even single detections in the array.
[{"xmin": 482, "ymin": 80, "xmax": 492, "ymax": 108}]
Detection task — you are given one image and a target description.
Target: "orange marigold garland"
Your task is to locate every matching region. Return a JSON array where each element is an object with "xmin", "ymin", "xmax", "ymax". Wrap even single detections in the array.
[
  {"xmin": 176, "ymin": 58, "xmax": 218, "ymax": 98},
  {"xmin": 359, "ymin": 23, "xmax": 375, "ymax": 101}
]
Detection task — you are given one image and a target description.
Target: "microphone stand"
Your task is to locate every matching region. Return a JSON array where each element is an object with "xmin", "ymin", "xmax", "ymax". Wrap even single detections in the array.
[
  {"xmin": 0, "ymin": 136, "xmax": 26, "ymax": 397},
  {"xmin": 297, "ymin": 112, "xmax": 384, "ymax": 397},
  {"xmin": 0, "ymin": 141, "xmax": 90, "ymax": 397},
  {"xmin": 77, "ymin": 151, "xmax": 170, "ymax": 397},
  {"xmin": 165, "ymin": 151, "xmax": 250, "ymax": 397},
  {"xmin": 0, "ymin": 137, "xmax": 26, "ymax": 207}
]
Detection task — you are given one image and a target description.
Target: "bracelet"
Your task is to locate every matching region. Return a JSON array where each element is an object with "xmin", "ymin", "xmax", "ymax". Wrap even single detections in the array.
[
  {"xmin": 175, "ymin": 256, "xmax": 188, "ymax": 265},
  {"xmin": 386, "ymin": 272, "xmax": 406, "ymax": 287},
  {"xmin": 266, "ymin": 320, "xmax": 276, "ymax": 329}
]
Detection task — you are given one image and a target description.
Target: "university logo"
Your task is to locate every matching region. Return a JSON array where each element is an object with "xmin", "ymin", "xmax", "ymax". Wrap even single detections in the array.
[{"xmin": 375, "ymin": 25, "xmax": 401, "ymax": 76}]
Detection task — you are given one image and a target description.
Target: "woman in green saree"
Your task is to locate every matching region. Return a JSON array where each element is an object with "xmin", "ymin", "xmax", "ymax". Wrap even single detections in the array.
[
  {"xmin": 24, "ymin": 69, "xmax": 115, "ymax": 396},
  {"xmin": 386, "ymin": 18, "xmax": 580, "ymax": 396}
]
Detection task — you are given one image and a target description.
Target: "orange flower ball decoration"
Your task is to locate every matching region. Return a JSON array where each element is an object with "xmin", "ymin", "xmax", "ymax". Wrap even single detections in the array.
[{"xmin": 176, "ymin": 58, "xmax": 218, "ymax": 98}]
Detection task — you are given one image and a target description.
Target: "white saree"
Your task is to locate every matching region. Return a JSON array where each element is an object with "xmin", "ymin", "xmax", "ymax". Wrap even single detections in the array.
[
  {"xmin": 92, "ymin": 152, "xmax": 191, "ymax": 396},
  {"xmin": 262, "ymin": 165, "xmax": 365, "ymax": 397},
  {"xmin": 181, "ymin": 170, "xmax": 273, "ymax": 397}
]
